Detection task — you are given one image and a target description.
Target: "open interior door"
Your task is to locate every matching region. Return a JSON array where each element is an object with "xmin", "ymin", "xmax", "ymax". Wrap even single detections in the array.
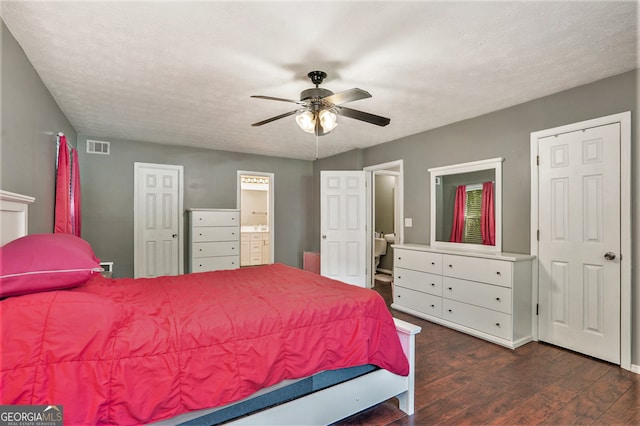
[{"xmin": 320, "ymin": 171, "xmax": 367, "ymax": 287}]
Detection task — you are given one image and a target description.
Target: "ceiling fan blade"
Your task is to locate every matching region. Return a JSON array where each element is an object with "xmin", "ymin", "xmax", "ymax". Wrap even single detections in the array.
[
  {"xmin": 323, "ymin": 88, "xmax": 372, "ymax": 105},
  {"xmin": 251, "ymin": 110, "xmax": 299, "ymax": 127},
  {"xmin": 251, "ymin": 95, "xmax": 303, "ymax": 104},
  {"xmin": 336, "ymin": 106, "xmax": 390, "ymax": 127}
]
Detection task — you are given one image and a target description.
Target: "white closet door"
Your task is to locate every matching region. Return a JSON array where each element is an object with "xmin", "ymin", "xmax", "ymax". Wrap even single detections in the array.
[{"xmin": 537, "ymin": 123, "xmax": 620, "ymax": 364}]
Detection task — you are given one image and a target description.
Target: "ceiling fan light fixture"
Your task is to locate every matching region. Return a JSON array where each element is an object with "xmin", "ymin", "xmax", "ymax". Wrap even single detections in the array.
[
  {"xmin": 319, "ymin": 109, "xmax": 338, "ymax": 132},
  {"xmin": 295, "ymin": 110, "xmax": 316, "ymax": 133}
]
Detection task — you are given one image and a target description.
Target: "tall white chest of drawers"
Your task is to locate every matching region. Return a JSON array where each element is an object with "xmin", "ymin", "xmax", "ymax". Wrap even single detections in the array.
[
  {"xmin": 188, "ymin": 209, "xmax": 240, "ymax": 272},
  {"xmin": 392, "ymin": 244, "xmax": 534, "ymax": 349}
]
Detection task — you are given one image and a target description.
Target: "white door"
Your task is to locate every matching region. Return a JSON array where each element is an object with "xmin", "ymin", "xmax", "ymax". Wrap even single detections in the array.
[
  {"xmin": 320, "ymin": 171, "xmax": 366, "ymax": 287},
  {"xmin": 134, "ymin": 163, "xmax": 184, "ymax": 278},
  {"xmin": 537, "ymin": 123, "xmax": 620, "ymax": 363}
]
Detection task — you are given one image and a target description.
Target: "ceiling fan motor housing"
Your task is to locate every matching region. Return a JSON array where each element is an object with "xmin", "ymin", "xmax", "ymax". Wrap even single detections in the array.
[{"xmin": 300, "ymin": 87, "xmax": 334, "ymax": 104}]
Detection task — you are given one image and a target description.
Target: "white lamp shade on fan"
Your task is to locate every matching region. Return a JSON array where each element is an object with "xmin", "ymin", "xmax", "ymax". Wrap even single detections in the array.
[
  {"xmin": 295, "ymin": 111, "xmax": 316, "ymax": 134},
  {"xmin": 319, "ymin": 109, "xmax": 337, "ymax": 132}
]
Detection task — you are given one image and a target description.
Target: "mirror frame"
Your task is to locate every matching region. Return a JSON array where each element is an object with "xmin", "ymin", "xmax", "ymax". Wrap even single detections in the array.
[{"xmin": 429, "ymin": 157, "xmax": 504, "ymax": 253}]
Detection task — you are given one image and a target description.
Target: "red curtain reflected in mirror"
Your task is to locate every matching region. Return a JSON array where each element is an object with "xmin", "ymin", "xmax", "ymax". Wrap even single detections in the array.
[
  {"xmin": 449, "ymin": 185, "xmax": 466, "ymax": 243},
  {"xmin": 481, "ymin": 181, "xmax": 495, "ymax": 245}
]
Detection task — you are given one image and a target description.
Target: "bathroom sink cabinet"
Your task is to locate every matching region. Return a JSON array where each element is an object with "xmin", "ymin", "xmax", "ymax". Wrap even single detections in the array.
[{"xmin": 240, "ymin": 231, "xmax": 270, "ymax": 266}]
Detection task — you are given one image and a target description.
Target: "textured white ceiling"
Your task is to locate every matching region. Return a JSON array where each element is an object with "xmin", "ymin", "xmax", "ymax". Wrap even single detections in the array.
[{"xmin": 2, "ymin": 1, "xmax": 637, "ymax": 160}]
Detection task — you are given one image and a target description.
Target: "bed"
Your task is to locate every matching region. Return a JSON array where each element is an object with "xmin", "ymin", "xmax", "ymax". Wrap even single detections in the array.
[{"xmin": 0, "ymin": 190, "xmax": 420, "ymax": 425}]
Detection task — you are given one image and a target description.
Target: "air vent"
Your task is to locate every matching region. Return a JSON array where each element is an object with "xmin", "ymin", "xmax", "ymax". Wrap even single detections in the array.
[{"xmin": 86, "ymin": 139, "xmax": 110, "ymax": 155}]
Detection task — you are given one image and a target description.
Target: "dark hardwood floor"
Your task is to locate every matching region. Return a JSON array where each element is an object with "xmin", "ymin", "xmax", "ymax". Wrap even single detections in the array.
[{"xmin": 336, "ymin": 282, "xmax": 640, "ymax": 425}]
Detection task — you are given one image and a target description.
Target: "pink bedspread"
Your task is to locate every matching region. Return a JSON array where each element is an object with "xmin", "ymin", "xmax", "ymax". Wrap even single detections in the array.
[{"xmin": 1, "ymin": 264, "xmax": 408, "ymax": 425}]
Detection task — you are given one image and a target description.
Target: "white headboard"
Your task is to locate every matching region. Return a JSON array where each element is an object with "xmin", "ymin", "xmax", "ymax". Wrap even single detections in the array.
[{"xmin": 0, "ymin": 190, "xmax": 35, "ymax": 245}]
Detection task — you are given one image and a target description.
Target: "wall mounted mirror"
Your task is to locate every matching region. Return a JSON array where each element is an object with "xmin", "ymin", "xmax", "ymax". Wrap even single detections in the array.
[{"xmin": 429, "ymin": 157, "xmax": 503, "ymax": 253}]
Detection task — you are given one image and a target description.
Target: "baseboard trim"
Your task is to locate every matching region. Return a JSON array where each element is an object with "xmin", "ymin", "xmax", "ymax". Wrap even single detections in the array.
[{"xmin": 630, "ymin": 364, "xmax": 640, "ymax": 375}]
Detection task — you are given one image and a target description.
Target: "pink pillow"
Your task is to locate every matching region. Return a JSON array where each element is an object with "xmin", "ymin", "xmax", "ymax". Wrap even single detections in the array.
[{"xmin": 0, "ymin": 234, "xmax": 102, "ymax": 297}]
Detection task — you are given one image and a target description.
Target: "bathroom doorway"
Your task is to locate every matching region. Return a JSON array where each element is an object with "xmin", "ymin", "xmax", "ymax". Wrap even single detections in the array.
[
  {"xmin": 364, "ymin": 160, "xmax": 403, "ymax": 288},
  {"xmin": 237, "ymin": 171, "xmax": 274, "ymax": 267}
]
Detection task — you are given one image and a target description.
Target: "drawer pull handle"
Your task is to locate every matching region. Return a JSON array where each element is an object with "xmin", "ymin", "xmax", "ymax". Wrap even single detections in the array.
[
  {"xmin": 398, "ymin": 257, "xmax": 402, "ymax": 260},
  {"xmin": 496, "ymin": 323, "xmax": 501, "ymax": 327},
  {"xmin": 449, "ymin": 264, "xmax": 453, "ymax": 268},
  {"xmin": 397, "ymin": 294, "xmax": 401, "ymax": 298},
  {"xmin": 431, "ymin": 283, "xmax": 435, "ymax": 286},
  {"xmin": 431, "ymin": 304, "xmax": 435, "ymax": 308},
  {"xmin": 448, "ymin": 287, "xmax": 452, "ymax": 291},
  {"xmin": 496, "ymin": 297, "xmax": 501, "ymax": 302},
  {"xmin": 431, "ymin": 262, "xmax": 435, "ymax": 265},
  {"xmin": 448, "ymin": 309, "xmax": 452, "ymax": 313},
  {"xmin": 398, "ymin": 276, "xmax": 402, "ymax": 279},
  {"xmin": 496, "ymin": 271, "xmax": 501, "ymax": 275}
]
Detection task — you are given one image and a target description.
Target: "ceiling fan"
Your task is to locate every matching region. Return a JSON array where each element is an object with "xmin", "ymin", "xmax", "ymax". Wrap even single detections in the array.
[{"xmin": 251, "ymin": 71, "xmax": 390, "ymax": 136}]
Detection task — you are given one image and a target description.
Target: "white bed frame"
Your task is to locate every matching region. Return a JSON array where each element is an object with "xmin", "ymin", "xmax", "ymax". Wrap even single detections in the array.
[
  {"xmin": 0, "ymin": 190, "xmax": 421, "ymax": 425},
  {"xmin": 0, "ymin": 190, "xmax": 35, "ymax": 245}
]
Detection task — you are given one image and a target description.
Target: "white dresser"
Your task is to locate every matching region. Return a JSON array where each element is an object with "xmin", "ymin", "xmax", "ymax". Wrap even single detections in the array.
[
  {"xmin": 188, "ymin": 209, "xmax": 240, "ymax": 272},
  {"xmin": 392, "ymin": 244, "xmax": 534, "ymax": 349}
]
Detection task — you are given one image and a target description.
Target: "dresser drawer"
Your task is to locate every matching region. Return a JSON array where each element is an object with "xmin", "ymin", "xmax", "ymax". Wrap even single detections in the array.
[
  {"xmin": 395, "ymin": 249, "xmax": 442, "ymax": 274},
  {"xmin": 442, "ymin": 299, "xmax": 511, "ymax": 340},
  {"xmin": 192, "ymin": 211, "xmax": 239, "ymax": 227},
  {"xmin": 191, "ymin": 256, "xmax": 239, "ymax": 272},
  {"xmin": 394, "ymin": 268, "xmax": 442, "ymax": 296},
  {"xmin": 251, "ymin": 233, "xmax": 263, "ymax": 241},
  {"xmin": 394, "ymin": 286, "xmax": 442, "ymax": 318},
  {"xmin": 443, "ymin": 276, "xmax": 512, "ymax": 314},
  {"xmin": 192, "ymin": 241, "xmax": 238, "ymax": 258},
  {"xmin": 442, "ymin": 254, "xmax": 512, "ymax": 287},
  {"xmin": 192, "ymin": 226, "xmax": 239, "ymax": 242}
]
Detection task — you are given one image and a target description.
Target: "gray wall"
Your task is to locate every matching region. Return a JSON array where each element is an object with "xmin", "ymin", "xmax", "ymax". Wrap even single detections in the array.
[
  {"xmin": 314, "ymin": 69, "xmax": 639, "ymax": 366},
  {"xmin": 77, "ymin": 136, "xmax": 314, "ymax": 277},
  {"xmin": 1, "ymin": 21, "xmax": 77, "ymax": 233}
]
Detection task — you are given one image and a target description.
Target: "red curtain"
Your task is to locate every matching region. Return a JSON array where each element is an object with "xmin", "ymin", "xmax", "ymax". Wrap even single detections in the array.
[
  {"xmin": 449, "ymin": 185, "xmax": 466, "ymax": 243},
  {"xmin": 481, "ymin": 181, "xmax": 495, "ymax": 245},
  {"xmin": 71, "ymin": 148, "xmax": 82, "ymax": 237},
  {"xmin": 54, "ymin": 136, "xmax": 72, "ymax": 234}
]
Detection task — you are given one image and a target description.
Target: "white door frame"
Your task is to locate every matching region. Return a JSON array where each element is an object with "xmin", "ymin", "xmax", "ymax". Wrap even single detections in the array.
[
  {"xmin": 236, "ymin": 170, "xmax": 275, "ymax": 264},
  {"xmin": 530, "ymin": 111, "xmax": 631, "ymax": 370},
  {"xmin": 133, "ymin": 162, "xmax": 184, "ymax": 277},
  {"xmin": 364, "ymin": 160, "xmax": 404, "ymax": 288}
]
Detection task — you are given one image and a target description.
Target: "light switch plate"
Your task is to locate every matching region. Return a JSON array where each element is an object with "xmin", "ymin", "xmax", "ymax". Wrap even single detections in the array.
[{"xmin": 404, "ymin": 218, "xmax": 412, "ymax": 227}]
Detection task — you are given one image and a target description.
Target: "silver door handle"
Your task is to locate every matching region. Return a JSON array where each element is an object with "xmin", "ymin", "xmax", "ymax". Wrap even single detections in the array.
[
  {"xmin": 322, "ymin": 235, "xmax": 327, "ymax": 239},
  {"xmin": 604, "ymin": 252, "xmax": 616, "ymax": 261}
]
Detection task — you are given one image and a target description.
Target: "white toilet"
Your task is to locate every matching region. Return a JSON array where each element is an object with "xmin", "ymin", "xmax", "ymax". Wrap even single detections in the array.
[{"xmin": 374, "ymin": 237, "xmax": 388, "ymax": 271}]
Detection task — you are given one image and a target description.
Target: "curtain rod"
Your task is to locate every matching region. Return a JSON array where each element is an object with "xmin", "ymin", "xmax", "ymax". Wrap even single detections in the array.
[{"xmin": 56, "ymin": 132, "xmax": 73, "ymax": 149}]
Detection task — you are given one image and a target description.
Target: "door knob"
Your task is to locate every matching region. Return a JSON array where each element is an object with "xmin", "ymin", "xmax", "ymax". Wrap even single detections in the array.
[
  {"xmin": 172, "ymin": 234, "xmax": 177, "ymax": 238},
  {"xmin": 604, "ymin": 252, "xmax": 616, "ymax": 261},
  {"xmin": 322, "ymin": 235, "xmax": 327, "ymax": 239}
]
